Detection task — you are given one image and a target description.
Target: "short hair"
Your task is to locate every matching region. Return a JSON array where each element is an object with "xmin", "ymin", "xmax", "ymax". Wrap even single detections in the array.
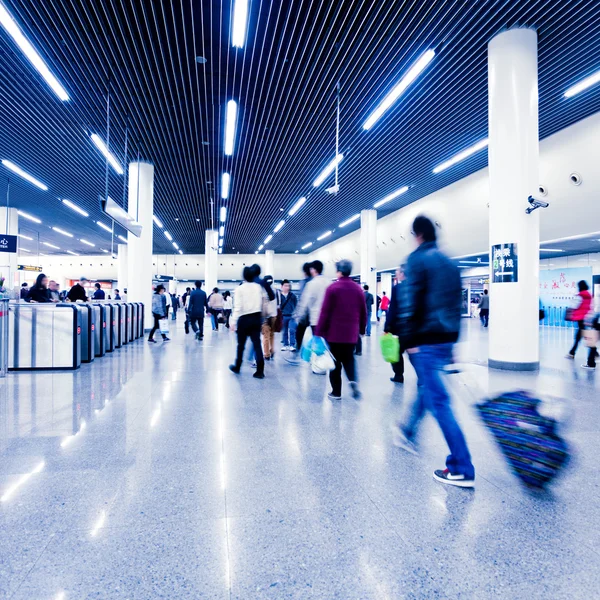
[
  {"xmin": 186, "ymin": 287, "xmax": 191, "ymax": 291},
  {"xmin": 363, "ymin": 284, "xmax": 369, "ymax": 291},
  {"xmin": 336, "ymin": 259, "xmax": 352, "ymax": 277},
  {"xmin": 21, "ymin": 282, "xmax": 28, "ymax": 287},
  {"xmin": 302, "ymin": 262, "xmax": 312, "ymax": 277},
  {"xmin": 243, "ymin": 266, "xmax": 254, "ymax": 282},
  {"xmin": 578, "ymin": 280, "xmax": 589, "ymax": 292},
  {"xmin": 412, "ymin": 215, "xmax": 436, "ymax": 242},
  {"xmin": 116, "ymin": 289, "xmax": 120, "ymax": 293},
  {"xmin": 195, "ymin": 281, "xmax": 202, "ymax": 288},
  {"xmin": 311, "ymin": 260, "xmax": 324, "ymax": 275},
  {"xmin": 281, "ymin": 279, "xmax": 290, "ymax": 286},
  {"xmin": 484, "ymin": 289, "xmax": 489, "ymax": 295},
  {"xmin": 80, "ymin": 277, "xmax": 88, "ymax": 282},
  {"xmin": 250, "ymin": 263, "xmax": 261, "ymax": 278},
  {"xmin": 95, "ymin": 283, "xmax": 101, "ymax": 289},
  {"xmin": 213, "ymin": 287, "xmax": 219, "ymax": 293},
  {"xmin": 155, "ymin": 284, "xmax": 165, "ymax": 293}
]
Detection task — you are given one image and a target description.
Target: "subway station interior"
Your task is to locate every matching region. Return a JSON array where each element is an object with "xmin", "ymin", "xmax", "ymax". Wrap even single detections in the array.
[{"xmin": 1, "ymin": 1, "xmax": 600, "ymax": 598}]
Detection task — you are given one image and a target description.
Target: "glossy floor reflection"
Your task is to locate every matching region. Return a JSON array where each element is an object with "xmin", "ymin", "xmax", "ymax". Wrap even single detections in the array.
[{"xmin": 1, "ymin": 318, "xmax": 599, "ymax": 599}]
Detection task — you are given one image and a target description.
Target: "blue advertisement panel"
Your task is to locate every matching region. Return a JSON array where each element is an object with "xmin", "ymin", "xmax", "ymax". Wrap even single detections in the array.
[{"xmin": 539, "ymin": 267, "xmax": 593, "ymax": 327}]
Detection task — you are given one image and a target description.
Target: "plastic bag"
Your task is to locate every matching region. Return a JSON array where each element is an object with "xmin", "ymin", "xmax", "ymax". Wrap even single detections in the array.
[
  {"xmin": 311, "ymin": 349, "xmax": 336, "ymax": 372},
  {"xmin": 300, "ymin": 333, "xmax": 314, "ymax": 362},
  {"xmin": 159, "ymin": 319, "xmax": 169, "ymax": 334},
  {"xmin": 311, "ymin": 336, "xmax": 328, "ymax": 356},
  {"xmin": 380, "ymin": 333, "xmax": 400, "ymax": 363}
]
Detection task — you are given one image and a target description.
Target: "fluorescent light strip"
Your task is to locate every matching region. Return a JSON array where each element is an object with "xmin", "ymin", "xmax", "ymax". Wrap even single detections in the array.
[
  {"xmin": 258, "ymin": 244, "xmax": 264, "ymax": 251},
  {"xmin": 220, "ymin": 206, "xmax": 227, "ymax": 222},
  {"xmin": 219, "ymin": 225, "xmax": 225, "ymax": 237},
  {"xmin": 218, "ymin": 248, "xmax": 223, "ymax": 254},
  {"xmin": 0, "ymin": 4, "xmax": 69, "ymax": 101},
  {"xmin": 97, "ymin": 221, "xmax": 112, "ymax": 233},
  {"xmin": 90, "ymin": 134, "xmax": 123, "ymax": 175},
  {"xmin": 541, "ymin": 231, "xmax": 600, "ymax": 244},
  {"xmin": 433, "ymin": 139, "xmax": 488, "ymax": 174},
  {"xmin": 219, "ymin": 239, "xmax": 223, "ymax": 247},
  {"xmin": 317, "ymin": 230, "xmax": 332, "ymax": 241},
  {"xmin": 264, "ymin": 234, "xmax": 273, "ymax": 245},
  {"xmin": 274, "ymin": 220, "xmax": 285, "ymax": 233},
  {"xmin": 80, "ymin": 239, "xmax": 95, "ymax": 247},
  {"xmin": 18, "ymin": 233, "xmax": 33, "ymax": 240},
  {"xmin": 152, "ymin": 215, "xmax": 163, "ymax": 228},
  {"xmin": 178, "ymin": 250, "xmax": 183, "ymax": 255},
  {"xmin": 231, "ymin": 0, "xmax": 249, "ymax": 47},
  {"xmin": 42, "ymin": 242, "xmax": 59, "ymax": 249},
  {"xmin": 117, "ymin": 235, "xmax": 127, "ymax": 243},
  {"xmin": 173, "ymin": 242, "xmax": 179, "ymax": 250},
  {"xmin": 164, "ymin": 231, "xmax": 172, "ymax": 241},
  {"xmin": 19, "ymin": 247, "xmax": 30, "ymax": 252},
  {"xmin": 62, "ymin": 199, "xmax": 88, "ymax": 217},
  {"xmin": 221, "ymin": 172, "xmax": 230, "ymax": 199},
  {"xmin": 301, "ymin": 242, "xmax": 313, "ymax": 250},
  {"xmin": 288, "ymin": 197, "xmax": 306, "ymax": 216},
  {"xmin": 2, "ymin": 160, "xmax": 47, "ymax": 190},
  {"xmin": 17, "ymin": 210, "xmax": 41, "ymax": 224},
  {"xmin": 313, "ymin": 154, "xmax": 343, "ymax": 187},
  {"xmin": 66, "ymin": 250, "xmax": 78, "ymax": 256},
  {"xmin": 224, "ymin": 100, "xmax": 238, "ymax": 156},
  {"xmin": 52, "ymin": 226, "xmax": 73, "ymax": 238},
  {"xmin": 339, "ymin": 214, "xmax": 360, "ymax": 228},
  {"xmin": 564, "ymin": 69, "xmax": 600, "ymax": 98},
  {"xmin": 101, "ymin": 249, "xmax": 109, "ymax": 253},
  {"xmin": 540, "ymin": 249, "xmax": 564, "ymax": 253},
  {"xmin": 374, "ymin": 185, "xmax": 410, "ymax": 209},
  {"xmin": 363, "ymin": 49, "xmax": 435, "ymax": 130}
]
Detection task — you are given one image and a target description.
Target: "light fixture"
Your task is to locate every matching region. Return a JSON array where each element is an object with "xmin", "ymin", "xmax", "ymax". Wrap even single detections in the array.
[
  {"xmin": 264, "ymin": 234, "xmax": 273, "ymax": 245},
  {"xmin": 90, "ymin": 134, "xmax": 123, "ymax": 175},
  {"xmin": 2, "ymin": 160, "xmax": 47, "ymax": 190},
  {"xmin": 173, "ymin": 242, "xmax": 179, "ymax": 250},
  {"xmin": 317, "ymin": 231, "xmax": 332, "ymax": 241},
  {"xmin": 18, "ymin": 233, "xmax": 33, "ymax": 240},
  {"xmin": 164, "ymin": 231, "xmax": 173, "ymax": 241},
  {"xmin": 153, "ymin": 215, "xmax": 163, "ymax": 228},
  {"xmin": 219, "ymin": 238, "xmax": 223, "ymax": 247},
  {"xmin": 564, "ymin": 69, "xmax": 600, "ymax": 98},
  {"xmin": 301, "ymin": 242, "xmax": 313, "ymax": 250},
  {"xmin": 339, "ymin": 214, "xmax": 360, "ymax": 227},
  {"xmin": 221, "ymin": 172, "xmax": 230, "ymax": 199},
  {"xmin": 224, "ymin": 100, "xmax": 238, "ymax": 155},
  {"xmin": 101, "ymin": 249, "xmax": 109, "ymax": 253},
  {"xmin": 62, "ymin": 199, "xmax": 88, "ymax": 217},
  {"xmin": 219, "ymin": 225, "xmax": 225, "ymax": 237},
  {"xmin": 363, "ymin": 49, "xmax": 435, "ymax": 130},
  {"xmin": 288, "ymin": 197, "xmax": 306, "ymax": 216},
  {"xmin": 460, "ymin": 260, "xmax": 489, "ymax": 265},
  {"xmin": 220, "ymin": 206, "xmax": 227, "ymax": 222},
  {"xmin": 19, "ymin": 247, "xmax": 30, "ymax": 252},
  {"xmin": 257, "ymin": 244, "xmax": 264, "ymax": 251},
  {"xmin": 52, "ymin": 226, "xmax": 73, "ymax": 238},
  {"xmin": 100, "ymin": 196, "xmax": 141, "ymax": 236},
  {"xmin": 218, "ymin": 248, "xmax": 223, "ymax": 254},
  {"xmin": 117, "ymin": 235, "xmax": 127, "ymax": 243},
  {"xmin": 313, "ymin": 154, "xmax": 343, "ymax": 187},
  {"xmin": 432, "ymin": 139, "xmax": 488, "ymax": 174},
  {"xmin": 539, "ymin": 248, "xmax": 565, "ymax": 253},
  {"xmin": 0, "ymin": 3, "xmax": 69, "ymax": 101},
  {"xmin": 374, "ymin": 185, "xmax": 409, "ymax": 208},
  {"xmin": 255, "ymin": 251, "xmax": 258, "ymax": 254},
  {"xmin": 274, "ymin": 219, "xmax": 285, "ymax": 233},
  {"xmin": 295, "ymin": 250, "xmax": 299, "ymax": 254},
  {"xmin": 231, "ymin": 0, "xmax": 249, "ymax": 48},
  {"xmin": 66, "ymin": 250, "xmax": 78, "ymax": 256},
  {"xmin": 97, "ymin": 221, "xmax": 112, "ymax": 233},
  {"xmin": 80, "ymin": 239, "xmax": 95, "ymax": 247},
  {"xmin": 179, "ymin": 250, "xmax": 183, "ymax": 255},
  {"xmin": 42, "ymin": 242, "xmax": 59, "ymax": 249},
  {"xmin": 17, "ymin": 210, "xmax": 41, "ymax": 224}
]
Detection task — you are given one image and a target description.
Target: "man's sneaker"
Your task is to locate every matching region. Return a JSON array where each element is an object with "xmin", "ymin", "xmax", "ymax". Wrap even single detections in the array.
[
  {"xmin": 148, "ymin": 338, "xmax": 157, "ymax": 344},
  {"xmin": 251, "ymin": 361, "xmax": 257, "ymax": 368},
  {"xmin": 229, "ymin": 365, "xmax": 240, "ymax": 374},
  {"xmin": 565, "ymin": 354, "xmax": 575, "ymax": 360},
  {"xmin": 349, "ymin": 381, "xmax": 362, "ymax": 400},
  {"xmin": 581, "ymin": 364, "xmax": 596, "ymax": 370},
  {"xmin": 253, "ymin": 372, "xmax": 265, "ymax": 379},
  {"xmin": 433, "ymin": 468, "xmax": 475, "ymax": 488},
  {"xmin": 391, "ymin": 425, "xmax": 418, "ymax": 455},
  {"xmin": 390, "ymin": 376, "xmax": 404, "ymax": 384},
  {"xmin": 290, "ymin": 346, "xmax": 297, "ymax": 353},
  {"xmin": 281, "ymin": 346, "xmax": 288, "ymax": 352},
  {"xmin": 162, "ymin": 337, "xmax": 171, "ymax": 342},
  {"xmin": 328, "ymin": 392, "xmax": 342, "ymax": 400}
]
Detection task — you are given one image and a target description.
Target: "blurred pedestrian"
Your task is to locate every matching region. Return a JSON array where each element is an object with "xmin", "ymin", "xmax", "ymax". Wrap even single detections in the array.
[
  {"xmin": 148, "ymin": 284, "xmax": 170, "ymax": 343},
  {"xmin": 566, "ymin": 280, "xmax": 592, "ymax": 359},
  {"xmin": 188, "ymin": 281, "xmax": 208, "ymax": 340},
  {"xmin": 280, "ymin": 279, "xmax": 297, "ymax": 351},
  {"xmin": 26, "ymin": 273, "xmax": 51, "ymax": 303},
  {"xmin": 384, "ymin": 265, "xmax": 406, "ymax": 383}
]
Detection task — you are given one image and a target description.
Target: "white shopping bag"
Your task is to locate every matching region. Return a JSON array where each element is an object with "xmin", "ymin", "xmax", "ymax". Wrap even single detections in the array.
[{"xmin": 159, "ymin": 319, "xmax": 169, "ymax": 334}]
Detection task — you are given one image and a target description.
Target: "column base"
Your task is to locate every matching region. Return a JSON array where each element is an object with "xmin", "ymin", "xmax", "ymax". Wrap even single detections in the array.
[{"xmin": 488, "ymin": 359, "xmax": 539, "ymax": 371}]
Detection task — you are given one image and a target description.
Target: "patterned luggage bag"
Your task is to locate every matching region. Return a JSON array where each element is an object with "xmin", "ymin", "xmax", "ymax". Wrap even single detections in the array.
[{"xmin": 476, "ymin": 391, "xmax": 570, "ymax": 489}]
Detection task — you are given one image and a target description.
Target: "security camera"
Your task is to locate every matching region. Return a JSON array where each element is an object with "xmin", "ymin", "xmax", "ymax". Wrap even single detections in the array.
[
  {"xmin": 526, "ymin": 195, "xmax": 549, "ymax": 214},
  {"xmin": 325, "ymin": 184, "xmax": 340, "ymax": 195}
]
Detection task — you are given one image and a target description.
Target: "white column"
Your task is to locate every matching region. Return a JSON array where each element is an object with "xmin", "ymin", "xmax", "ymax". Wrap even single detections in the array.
[
  {"xmin": 0, "ymin": 207, "xmax": 19, "ymax": 291},
  {"xmin": 360, "ymin": 209, "xmax": 377, "ymax": 321},
  {"xmin": 380, "ymin": 272, "xmax": 392, "ymax": 298},
  {"xmin": 117, "ymin": 243, "xmax": 128, "ymax": 293},
  {"xmin": 265, "ymin": 250, "xmax": 275, "ymax": 279},
  {"xmin": 204, "ymin": 230, "xmax": 218, "ymax": 292},
  {"xmin": 488, "ymin": 29, "xmax": 540, "ymax": 370},
  {"xmin": 127, "ymin": 161, "xmax": 154, "ymax": 329}
]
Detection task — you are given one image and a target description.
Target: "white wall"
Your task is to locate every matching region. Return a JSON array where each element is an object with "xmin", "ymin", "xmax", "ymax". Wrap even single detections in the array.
[{"xmin": 310, "ymin": 111, "xmax": 600, "ymax": 277}]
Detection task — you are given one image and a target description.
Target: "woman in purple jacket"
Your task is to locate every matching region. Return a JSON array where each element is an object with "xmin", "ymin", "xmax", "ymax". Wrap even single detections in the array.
[{"xmin": 315, "ymin": 259, "xmax": 367, "ymax": 400}]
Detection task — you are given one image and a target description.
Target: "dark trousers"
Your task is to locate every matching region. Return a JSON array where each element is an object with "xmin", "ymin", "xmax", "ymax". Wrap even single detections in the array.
[
  {"xmin": 190, "ymin": 315, "xmax": 204, "ymax": 337},
  {"xmin": 355, "ymin": 336, "xmax": 362, "ymax": 355},
  {"xmin": 392, "ymin": 352, "xmax": 404, "ymax": 380},
  {"xmin": 296, "ymin": 321, "xmax": 308, "ymax": 352},
  {"xmin": 235, "ymin": 313, "xmax": 264, "ymax": 375},
  {"xmin": 149, "ymin": 313, "xmax": 167, "ymax": 340},
  {"xmin": 479, "ymin": 309, "xmax": 489, "ymax": 327},
  {"xmin": 587, "ymin": 346, "xmax": 598, "ymax": 368},
  {"xmin": 224, "ymin": 309, "xmax": 232, "ymax": 328},
  {"xmin": 569, "ymin": 321, "xmax": 585, "ymax": 356},
  {"xmin": 328, "ymin": 342, "xmax": 357, "ymax": 397}
]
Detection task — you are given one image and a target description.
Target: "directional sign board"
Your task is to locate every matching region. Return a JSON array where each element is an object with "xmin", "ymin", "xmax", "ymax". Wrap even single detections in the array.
[
  {"xmin": 492, "ymin": 243, "xmax": 518, "ymax": 283},
  {"xmin": 0, "ymin": 235, "xmax": 17, "ymax": 253},
  {"xmin": 18, "ymin": 265, "xmax": 42, "ymax": 272}
]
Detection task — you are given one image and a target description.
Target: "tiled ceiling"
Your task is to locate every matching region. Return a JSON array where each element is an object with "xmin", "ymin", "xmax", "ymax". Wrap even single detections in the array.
[{"xmin": 1, "ymin": 1, "xmax": 600, "ymax": 256}]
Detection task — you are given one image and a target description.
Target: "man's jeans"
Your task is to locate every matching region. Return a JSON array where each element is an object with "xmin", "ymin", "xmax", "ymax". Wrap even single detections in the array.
[
  {"xmin": 366, "ymin": 311, "xmax": 372, "ymax": 336},
  {"xmin": 281, "ymin": 316, "xmax": 297, "ymax": 347},
  {"xmin": 403, "ymin": 343, "xmax": 474, "ymax": 478}
]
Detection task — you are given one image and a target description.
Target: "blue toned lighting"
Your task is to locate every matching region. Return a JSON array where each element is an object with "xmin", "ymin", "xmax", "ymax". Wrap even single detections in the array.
[
  {"xmin": 90, "ymin": 134, "xmax": 123, "ymax": 175},
  {"xmin": 0, "ymin": 3, "xmax": 69, "ymax": 101},
  {"xmin": 258, "ymin": 244, "xmax": 264, "ymax": 251},
  {"xmin": 564, "ymin": 69, "xmax": 600, "ymax": 98},
  {"xmin": 374, "ymin": 185, "xmax": 409, "ymax": 208},
  {"xmin": 339, "ymin": 214, "xmax": 360, "ymax": 227},
  {"xmin": 219, "ymin": 225, "xmax": 225, "ymax": 237},
  {"xmin": 62, "ymin": 199, "xmax": 88, "ymax": 217},
  {"xmin": 164, "ymin": 231, "xmax": 173, "ymax": 241},
  {"xmin": 18, "ymin": 210, "xmax": 42, "ymax": 224},
  {"xmin": 288, "ymin": 197, "xmax": 306, "ymax": 216},
  {"xmin": 313, "ymin": 155, "xmax": 343, "ymax": 187},
  {"xmin": 301, "ymin": 241, "xmax": 313, "ymax": 250},
  {"xmin": 224, "ymin": 100, "xmax": 238, "ymax": 156},
  {"xmin": 221, "ymin": 172, "xmax": 231, "ymax": 199},
  {"xmin": 220, "ymin": 206, "xmax": 227, "ymax": 222},
  {"xmin": 231, "ymin": 0, "xmax": 249, "ymax": 48},
  {"xmin": 264, "ymin": 234, "xmax": 273, "ymax": 245},
  {"xmin": 317, "ymin": 230, "xmax": 332, "ymax": 241},
  {"xmin": 117, "ymin": 235, "xmax": 127, "ymax": 243},
  {"xmin": 80, "ymin": 239, "xmax": 95, "ymax": 247},
  {"xmin": 433, "ymin": 138, "xmax": 488, "ymax": 174},
  {"xmin": 173, "ymin": 242, "xmax": 179, "ymax": 250},
  {"xmin": 97, "ymin": 221, "xmax": 112, "ymax": 233},
  {"xmin": 2, "ymin": 160, "xmax": 47, "ymax": 190},
  {"xmin": 363, "ymin": 49, "xmax": 435, "ymax": 131},
  {"xmin": 52, "ymin": 226, "xmax": 73, "ymax": 238},
  {"xmin": 153, "ymin": 215, "xmax": 163, "ymax": 228},
  {"xmin": 274, "ymin": 219, "xmax": 285, "ymax": 233}
]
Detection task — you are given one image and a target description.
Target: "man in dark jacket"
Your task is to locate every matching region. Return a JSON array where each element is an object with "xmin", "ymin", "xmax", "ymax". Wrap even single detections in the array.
[
  {"xmin": 67, "ymin": 277, "xmax": 88, "ymax": 302},
  {"xmin": 188, "ymin": 280, "xmax": 208, "ymax": 340},
  {"xmin": 280, "ymin": 279, "xmax": 297, "ymax": 351},
  {"xmin": 363, "ymin": 285, "xmax": 374, "ymax": 336},
  {"xmin": 392, "ymin": 215, "xmax": 474, "ymax": 488},
  {"xmin": 384, "ymin": 266, "xmax": 406, "ymax": 383}
]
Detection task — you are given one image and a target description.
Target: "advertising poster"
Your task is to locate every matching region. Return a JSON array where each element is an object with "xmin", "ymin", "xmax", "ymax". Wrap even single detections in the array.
[{"xmin": 539, "ymin": 267, "xmax": 593, "ymax": 308}]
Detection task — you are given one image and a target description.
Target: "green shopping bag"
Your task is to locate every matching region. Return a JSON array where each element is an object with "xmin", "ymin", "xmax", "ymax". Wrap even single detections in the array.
[{"xmin": 380, "ymin": 333, "xmax": 400, "ymax": 363}]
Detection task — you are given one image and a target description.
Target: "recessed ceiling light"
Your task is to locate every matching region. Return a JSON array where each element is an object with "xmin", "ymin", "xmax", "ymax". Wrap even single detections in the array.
[
  {"xmin": 19, "ymin": 247, "xmax": 31, "ymax": 252},
  {"xmin": 42, "ymin": 242, "xmax": 59, "ymax": 249},
  {"xmin": 221, "ymin": 173, "xmax": 230, "ymax": 199},
  {"xmin": 301, "ymin": 242, "xmax": 313, "ymax": 250},
  {"xmin": 539, "ymin": 249, "xmax": 564, "ymax": 253},
  {"xmin": 66, "ymin": 250, "xmax": 78, "ymax": 256},
  {"xmin": 564, "ymin": 68, "xmax": 600, "ymax": 98},
  {"xmin": 164, "ymin": 231, "xmax": 172, "ymax": 241},
  {"xmin": 231, "ymin": 0, "xmax": 249, "ymax": 48},
  {"xmin": 339, "ymin": 214, "xmax": 360, "ymax": 228},
  {"xmin": 117, "ymin": 235, "xmax": 127, "ymax": 243},
  {"xmin": 374, "ymin": 186, "xmax": 409, "ymax": 208},
  {"xmin": 80, "ymin": 239, "xmax": 95, "ymax": 247},
  {"xmin": 313, "ymin": 155, "xmax": 343, "ymax": 187},
  {"xmin": 224, "ymin": 100, "xmax": 238, "ymax": 156},
  {"xmin": 274, "ymin": 220, "xmax": 285, "ymax": 233},
  {"xmin": 153, "ymin": 215, "xmax": 163, "ymax": 228}
]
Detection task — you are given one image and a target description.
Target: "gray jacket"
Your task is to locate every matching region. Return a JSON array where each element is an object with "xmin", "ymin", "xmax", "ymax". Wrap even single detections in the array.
[
  {"xmin": 294, "ymin": 275, "xmax": 330, "ymax": 326},
  {"xmin": 399, "ymin": 241, "xmax": 462, "ymax": 349},
  {"xmin": 152, "ymin": 293, "xmax": 167, "ymax": 317}
]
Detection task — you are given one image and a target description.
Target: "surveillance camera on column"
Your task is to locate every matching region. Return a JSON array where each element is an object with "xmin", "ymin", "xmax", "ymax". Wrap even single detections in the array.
[{"xmin": 525, "ymin": 195, "xmax": 549, "ymax": 214}]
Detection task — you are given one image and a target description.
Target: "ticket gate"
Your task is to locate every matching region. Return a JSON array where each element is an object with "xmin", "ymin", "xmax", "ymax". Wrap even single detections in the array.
[{"xmin": 78, "ymin": 304, "xmax": 95, "ymax": 363}]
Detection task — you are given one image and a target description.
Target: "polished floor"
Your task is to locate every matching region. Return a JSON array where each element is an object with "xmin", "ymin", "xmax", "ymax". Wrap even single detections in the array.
[{"xmin": 1, "ymin": 317, "xmax": 599, "ymax": 599}]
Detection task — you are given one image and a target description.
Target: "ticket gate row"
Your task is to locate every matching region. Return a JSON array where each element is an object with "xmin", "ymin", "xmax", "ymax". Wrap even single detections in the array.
[{"xmin": 7, "ymin": 301, "xmax": 144, "ymax": 371}]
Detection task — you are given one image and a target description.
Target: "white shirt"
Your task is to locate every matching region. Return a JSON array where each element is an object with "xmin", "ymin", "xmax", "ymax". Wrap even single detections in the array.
[
  {"xmin": 223, "ymin": 297, "xmax": 233, "ymax": 310},
  {"xmin": 232, "ymin": 282, "xmax": 265, "ymax": 328}
]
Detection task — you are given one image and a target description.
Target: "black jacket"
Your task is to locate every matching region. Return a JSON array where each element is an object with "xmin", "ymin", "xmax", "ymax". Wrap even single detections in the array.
[
  {"xmin": 188, "ymin": 288, "xmax": 208, "ymax": 318},
  {"xmin": 384, "ymin": 283, "xmax": 402, "ymax": 335},
  {"xmin": 26, "ymin": 285, "xmax": 51, "ymax": 303},
  {"xmin": 67, "ymin": 283, "xmax": 87, "ymax": 302},
  {"xmin": 364, "ymin": 291, "xmax": 374, "ymax": 311},
  {"xmin": 399, "ymin": 241, "xmax": 462, "ymax": 349}
]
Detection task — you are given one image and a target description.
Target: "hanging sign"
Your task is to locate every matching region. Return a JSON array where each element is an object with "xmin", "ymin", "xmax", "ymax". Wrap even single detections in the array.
[
  {"xmin": 492, "ymin": 243, "xmax": 518, "ymax": 283},
  {"xmin": 0, "ymin": 235, "xmax": 17, "ymax": 253},
  {"xmin": 18, "ymin": 265, "xmax": 43, "ymax": 272}
]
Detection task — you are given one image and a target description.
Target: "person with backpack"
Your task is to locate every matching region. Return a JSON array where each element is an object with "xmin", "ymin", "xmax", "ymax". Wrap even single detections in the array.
[
  {"xmin": 566, "ymin": 280, "xmax": 592, "ymax": 360},
  {"xmin": 280, "ymin": 279, "xmax": 297, "ymax": 351}
]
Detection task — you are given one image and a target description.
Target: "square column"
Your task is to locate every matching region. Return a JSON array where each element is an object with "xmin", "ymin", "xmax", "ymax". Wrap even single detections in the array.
[
  {"xmin": 0, "ymin": 207, "xmax": 19, "ymax": 291},
  {"xmin": 117, "ymin": 243, "xmax": 128, "ymax": 293},
  {"xmin": 360, "ymin": 209, "xmax": 377, "ymax": 321},
  {"xmin": 127, "ymin": 162, "xmax": 154, "ymax": 329},
  {"xmin": 380, "ymin": 272, "xmax": 393, "ymax": 299},
  {"xmin": 265, "ymin": 250, "xmax": 275, "ymax": 279},
  {"xmin": 205, "ymin": 230, "xmax": 219, "ymax": 292}
]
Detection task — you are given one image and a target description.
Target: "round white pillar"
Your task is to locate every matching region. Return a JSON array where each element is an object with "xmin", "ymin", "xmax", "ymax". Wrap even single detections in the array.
[
  {"xmin": 380, "ymin": 272, "xmax": 393, "ymax": 298},
  {"xmin": 488, "ymin": 29, "xmax": 540, "ymax": 370},
  {"xmin": 117, "ymin": 243, "xmax": 128, "ymax": 293},
  {"xmin": 265, "ymin": 250, "xmax": 275, "ymax": 279},
  {"xmin": 360, "ymin": 209, "xmax": 377, "ymax": 319},
  {"xmin": 204, "ymin": 230, "xmax": 218, "ymax": 292}
]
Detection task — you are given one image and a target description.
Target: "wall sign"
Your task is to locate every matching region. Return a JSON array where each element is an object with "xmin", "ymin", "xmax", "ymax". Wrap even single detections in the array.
[
  {"xmin": 0, "ymin": 235, "xmax": 17, "ymax": 253},
  {"xmin": 492, "ymin": 243, "xmax": 518, "ymax": 283},
  {"xmin": 18, "ymin": 265, "xmax": 42, "ymax": 272}
]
